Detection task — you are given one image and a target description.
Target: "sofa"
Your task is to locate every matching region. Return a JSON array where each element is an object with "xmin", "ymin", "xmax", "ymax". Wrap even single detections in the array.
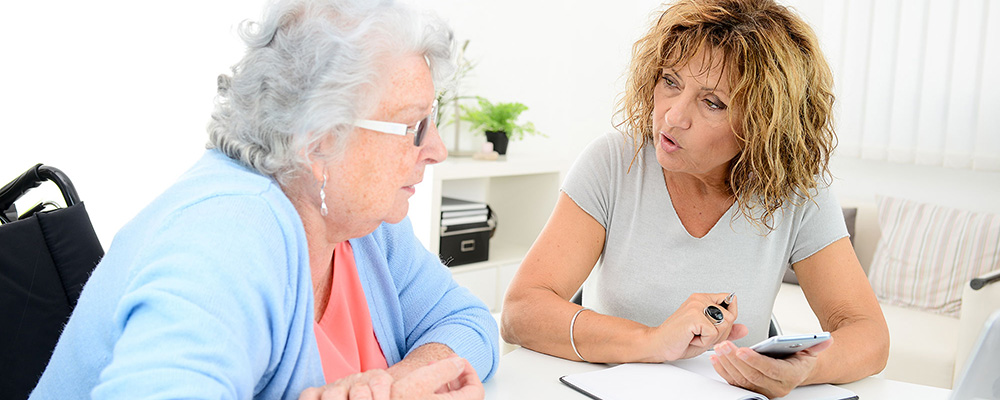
[{"xmin": 772, "ymin": 197, "xmax": 1000, "ymax": 389}]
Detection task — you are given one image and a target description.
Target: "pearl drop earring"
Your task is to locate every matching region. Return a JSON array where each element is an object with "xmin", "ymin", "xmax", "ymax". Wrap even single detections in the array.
[{"xmin": 319, "ymin": 173, "xmax": 328, "ymax": 216}]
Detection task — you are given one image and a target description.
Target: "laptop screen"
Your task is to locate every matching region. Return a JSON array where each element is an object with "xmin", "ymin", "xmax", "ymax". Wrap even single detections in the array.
[{"xmin": 950, "ymin": 310, "xmax": 1000, "ymax": 400}]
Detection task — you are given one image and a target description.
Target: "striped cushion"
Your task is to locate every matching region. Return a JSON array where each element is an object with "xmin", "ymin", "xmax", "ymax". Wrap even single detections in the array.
[{"xmin": 868, "ymin": 196, "xmax": 1000, "ymax": 317}]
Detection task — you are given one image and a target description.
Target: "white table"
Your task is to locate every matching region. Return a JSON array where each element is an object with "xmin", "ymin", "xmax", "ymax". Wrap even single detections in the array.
[{"xmin": 484, "ymin": 348, "xmax": 953, "ymax": 399}]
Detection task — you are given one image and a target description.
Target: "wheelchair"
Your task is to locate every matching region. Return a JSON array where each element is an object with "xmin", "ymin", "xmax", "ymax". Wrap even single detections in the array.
[{"xmin": 0, "ymin": 164, "xmax": 103, "ymax": 399}]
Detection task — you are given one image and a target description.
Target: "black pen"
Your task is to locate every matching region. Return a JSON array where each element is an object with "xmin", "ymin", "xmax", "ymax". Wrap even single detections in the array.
[{"xmin": 719, "ymin": 292, "xmax": 736, "ymax": 310}]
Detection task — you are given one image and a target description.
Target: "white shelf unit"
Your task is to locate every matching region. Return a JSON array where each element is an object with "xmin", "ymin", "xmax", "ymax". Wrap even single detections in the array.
[{"xmin": 409, "ymin": 155, "xmax": 565, "ymax": 312}]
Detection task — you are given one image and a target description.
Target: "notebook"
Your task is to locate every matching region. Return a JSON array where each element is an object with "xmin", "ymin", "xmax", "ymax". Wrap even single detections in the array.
[
  {"xmin": 949, "ymin": 310, "xmax": 1000, "ymax": 400},
  {"xmin": 440, "ymin": 197, "xmax": 487, "ymax": 212},
  {"xmin": 559, "ymin": 353, "xmax": 857, "ymax": 400}
]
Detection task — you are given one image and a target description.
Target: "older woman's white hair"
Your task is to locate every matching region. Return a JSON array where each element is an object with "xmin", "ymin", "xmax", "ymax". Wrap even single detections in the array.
[{"xmin": 208, "ymin": 0, "xmax": 453, "ymax": 185}]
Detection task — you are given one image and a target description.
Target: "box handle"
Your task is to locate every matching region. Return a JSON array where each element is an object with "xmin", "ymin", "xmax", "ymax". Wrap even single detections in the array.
[{"xmin": 460, "ymin": 239, "xmax": 476, "ymax": 252}]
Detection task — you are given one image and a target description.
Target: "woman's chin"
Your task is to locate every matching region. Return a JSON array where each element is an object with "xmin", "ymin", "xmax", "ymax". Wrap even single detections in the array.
[
  {"xmin": 383, "ymin": 203, "xmax": 410, "ymax": 225},
  {"xmin": 655, "ymin": 148, "xmax": 679, "ymax": 171}
]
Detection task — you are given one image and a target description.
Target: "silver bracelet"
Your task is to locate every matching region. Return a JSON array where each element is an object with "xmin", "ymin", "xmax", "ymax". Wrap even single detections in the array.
[{"xmin": 570, "ymin": 307, "xmax": 591, "ymax": 362}]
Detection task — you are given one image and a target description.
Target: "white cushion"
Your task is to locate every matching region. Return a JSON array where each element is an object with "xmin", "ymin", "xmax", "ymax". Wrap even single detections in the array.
[
  {"xmin": 868, "ymin": 195, "xmax": 1000, "ymax": 317},
  {"xmin": 879, "ymin": 302, "xmax": 957, "ymax": 389}
]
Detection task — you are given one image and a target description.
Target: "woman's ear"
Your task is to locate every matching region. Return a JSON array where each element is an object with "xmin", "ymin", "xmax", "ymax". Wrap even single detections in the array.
[
  {"xmin": 308, "ymin": 158, "xmax": 325, "ymax": 185},
  {"xmin": 305, "ymin": 129, "xmax": 353, "ymax": 184},
  {"xmin": 305, "ymin": 133, "xmax": 338, "ymax": 184}
]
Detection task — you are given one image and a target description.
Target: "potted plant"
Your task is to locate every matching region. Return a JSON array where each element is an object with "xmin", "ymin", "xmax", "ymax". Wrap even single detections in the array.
[{"xmin": 459, "ymin": 97, "xmax": 543, "ymax": 155}]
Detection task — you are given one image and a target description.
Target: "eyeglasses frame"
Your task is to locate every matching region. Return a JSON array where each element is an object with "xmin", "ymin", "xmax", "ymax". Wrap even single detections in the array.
[{"xmin": 353, "ymin": 100, "xmax": 438, "ymax": 147}]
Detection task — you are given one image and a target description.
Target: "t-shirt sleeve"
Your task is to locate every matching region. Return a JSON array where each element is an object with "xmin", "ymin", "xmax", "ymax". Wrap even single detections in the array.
[
  {"xmin": 789, "ymin": 185, "xmax": 850, "ymax": 265},
  {"xmin": 561, "ymin": 133, "xmax": 626, "ymax": 230}
]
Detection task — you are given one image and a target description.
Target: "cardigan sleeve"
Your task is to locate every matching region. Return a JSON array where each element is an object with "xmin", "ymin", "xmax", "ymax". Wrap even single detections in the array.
[
  {"xmin": 92, "ymin": 196, "xmax": 295, "ymax": 399},
  {"xmin": 374, "ymin": 218, "xmax": 500, "ymax": 381}
]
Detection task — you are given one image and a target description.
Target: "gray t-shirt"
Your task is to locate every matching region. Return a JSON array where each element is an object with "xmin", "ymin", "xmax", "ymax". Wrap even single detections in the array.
[{"xmin": 563, "ymin": 132, "xmax": 848, "ymax": 346}]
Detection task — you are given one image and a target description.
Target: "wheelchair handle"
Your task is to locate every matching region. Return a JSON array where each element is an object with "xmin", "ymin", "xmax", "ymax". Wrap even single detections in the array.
[{"xmin": 0, "ymin": 164, "xmax": 81, "ymax": 214}]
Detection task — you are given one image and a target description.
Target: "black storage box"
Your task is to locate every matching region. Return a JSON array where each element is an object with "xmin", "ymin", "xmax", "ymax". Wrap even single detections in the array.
[{"xmin": 439, "ymin": 224, "xmax": 492, "ymax": 267}]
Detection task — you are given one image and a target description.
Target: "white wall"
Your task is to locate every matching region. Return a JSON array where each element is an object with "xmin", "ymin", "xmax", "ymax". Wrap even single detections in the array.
[
  {"xmin": 1, "ymin": 0, "xmax": 267, "ymax": 246},
  {"xmin": 419, "ymin": 0, "xmax": 666, "ymax": 160},
  {"xmin": 3, "ymin": 0, "xmax": 996, "ymax": 249}
]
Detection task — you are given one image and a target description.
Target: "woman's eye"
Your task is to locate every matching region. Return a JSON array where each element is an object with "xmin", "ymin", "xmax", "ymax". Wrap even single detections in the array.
[
  {"xmin": 662, "ymin": 75, "xmax": 678, "ymax": 88},
  {"xmin": 704, "ymin": 98, "xmax": 727, "ymax": 111}
]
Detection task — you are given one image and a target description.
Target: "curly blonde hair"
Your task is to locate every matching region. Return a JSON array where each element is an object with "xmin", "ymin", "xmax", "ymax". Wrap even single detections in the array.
[{"xmin": 614, "ymin": 0, "xmax": 836, "ymax": 230}]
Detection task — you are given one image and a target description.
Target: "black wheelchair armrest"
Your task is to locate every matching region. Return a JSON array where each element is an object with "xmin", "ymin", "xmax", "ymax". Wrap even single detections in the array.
[{"xmin": 970, "ymin": 269, "xmax": 1000, "ymax": 291}]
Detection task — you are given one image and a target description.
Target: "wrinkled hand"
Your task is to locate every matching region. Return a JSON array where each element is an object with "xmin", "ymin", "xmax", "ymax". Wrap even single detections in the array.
[
  {"xmin": 645, "ymin": 293, "xmax": 748, "ymax": 362},
  {"xmin": 711, "ymin": 338, "xmax": 834, "ymax": 398},
  {"xmin": 298, "ymin": 357, "xmax": 483, "ymax": 400},
  {"xmin": 298, "ymin": 369, "xmax": 393, "ymax": 400},
  {"xmin": 393, "ymin": 357, "xmax": 482, "ymax": 400}
]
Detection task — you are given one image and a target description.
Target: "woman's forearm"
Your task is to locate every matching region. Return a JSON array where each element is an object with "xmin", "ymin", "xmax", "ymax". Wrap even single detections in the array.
[
  {"xmin": 502, "ymin": 286, "xmax": 654, "ymax": 363},
  {"xmin": 804, "ymin": 317, "xmax": 890, "ymax": 385}
]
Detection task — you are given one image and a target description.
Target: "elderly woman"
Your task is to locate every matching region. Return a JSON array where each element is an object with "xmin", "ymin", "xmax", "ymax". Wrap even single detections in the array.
[
  {"xmin": 501, "ymin": 0, "xmax": 888, "ymax": 397},
  {"xmin": 29, "ymin": 1, "xmax": 496, "ymax": 399}
]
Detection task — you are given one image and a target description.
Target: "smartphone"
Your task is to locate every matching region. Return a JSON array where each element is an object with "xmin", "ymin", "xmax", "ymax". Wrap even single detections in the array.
[{"xmin": 749, "ymin": 332, "xmax": 831, "ymax": 359}]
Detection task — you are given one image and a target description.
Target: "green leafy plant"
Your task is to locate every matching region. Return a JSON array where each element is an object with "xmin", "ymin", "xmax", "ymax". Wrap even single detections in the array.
[{"xmin": 459, "ymin": 97, "xmax": 544, "ymax": 141}]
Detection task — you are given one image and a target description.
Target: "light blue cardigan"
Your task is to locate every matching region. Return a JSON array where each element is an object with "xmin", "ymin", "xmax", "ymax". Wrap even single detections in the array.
[{"xmin": 30, "ymin": 150, "xmax": 499, "ymax": 400}]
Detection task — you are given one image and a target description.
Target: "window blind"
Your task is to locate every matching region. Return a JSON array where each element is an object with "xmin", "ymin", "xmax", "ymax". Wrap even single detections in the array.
[{"xmin": 814, "ymin": 0, "xmax": 999, "ymax": 171}]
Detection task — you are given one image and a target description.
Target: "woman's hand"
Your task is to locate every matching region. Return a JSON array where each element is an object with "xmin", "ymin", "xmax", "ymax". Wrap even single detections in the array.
[
  {"xmin": 710, "ymin": 338, "xmax": 834, "ymax": 398},
  {"xmin": 392, "ymin": 357, "xmax": 482, "ymax": 400},
  {"xmin": 298, "ymin": 369, "xmax": 394, "ymax": 400},
  {"xmin": 645, "ymin": 293, "xmax": 748, "ymax": 362},
  {"xmin": 298, "ymin": 357, "xmax": 482, "ymax": 400}
]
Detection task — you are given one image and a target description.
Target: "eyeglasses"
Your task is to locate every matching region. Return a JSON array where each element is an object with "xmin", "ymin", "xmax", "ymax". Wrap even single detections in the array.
[{"xmin": 354, "ymin": 101, "xmax": 438, "ymax": 147}]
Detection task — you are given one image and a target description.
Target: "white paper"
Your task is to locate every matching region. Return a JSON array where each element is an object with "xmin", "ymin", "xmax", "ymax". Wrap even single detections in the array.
[
  {"xmin": 562, "ymin": 363, "xmax": 765, "ymax": 400},
  {"xmin": 560, "ymin": 354, "xmax": 857, "ymax": 400}
]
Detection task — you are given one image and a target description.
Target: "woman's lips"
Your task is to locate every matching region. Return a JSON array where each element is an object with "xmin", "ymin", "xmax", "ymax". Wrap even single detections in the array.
[{"xmin": 659, "ymin": 132, "xmax": 681, "ymax": 153}]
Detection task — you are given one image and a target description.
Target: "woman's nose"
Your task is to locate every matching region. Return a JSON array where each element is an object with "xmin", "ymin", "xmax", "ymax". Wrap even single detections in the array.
[
  {"xmin": 664, "ymin": 101, "xmax": 692, "ymax": 130},
  {"xmin": 420, "ymin": 122, "xmax": 448, "ymax": 164}
]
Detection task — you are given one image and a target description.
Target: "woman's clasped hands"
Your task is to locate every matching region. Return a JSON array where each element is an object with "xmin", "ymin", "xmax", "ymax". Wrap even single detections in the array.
[
  {"xmin": 299, "ymin": 357, "xmax": 483, "ymax": 400},
  {"xmin": 643, "ymin": 293, "xmax": 749, "ymax": 362}
]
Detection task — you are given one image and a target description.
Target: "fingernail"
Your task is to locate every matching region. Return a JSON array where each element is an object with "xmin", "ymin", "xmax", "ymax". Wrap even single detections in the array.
[
  {"xmin": 710, "ymin": 355, "xmax": 718, "ymax": 364},
  {"xmin": 737, "ymin": 349, "xmax": 750, "ymax": 360},
  {"xmin": 449, "ymin": 357, "xmax": 463, "ymax": 369},
  {"xmin": 716, "ymin": 344, "xmax": 730, "ymax": 355}
]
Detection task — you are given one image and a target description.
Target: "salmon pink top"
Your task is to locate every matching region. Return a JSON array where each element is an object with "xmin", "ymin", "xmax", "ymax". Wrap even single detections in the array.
[{"xmin": 313, "ymin": 241, "xmax": 388, "ymax": 382}]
